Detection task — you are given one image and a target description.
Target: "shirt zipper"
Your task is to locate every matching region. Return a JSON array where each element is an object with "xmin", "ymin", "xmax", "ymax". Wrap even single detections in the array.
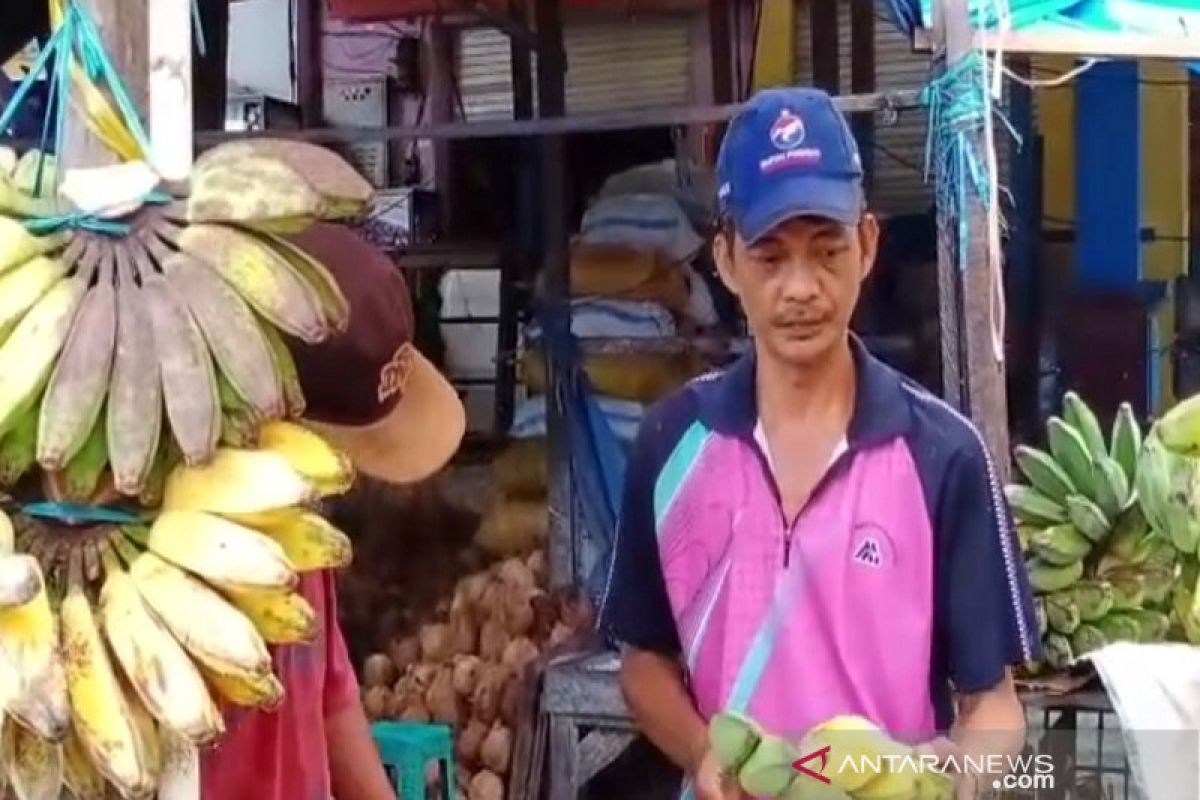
[{"xmin": 753, "ymin": 439, "xmax": 851, "ymax": 569}]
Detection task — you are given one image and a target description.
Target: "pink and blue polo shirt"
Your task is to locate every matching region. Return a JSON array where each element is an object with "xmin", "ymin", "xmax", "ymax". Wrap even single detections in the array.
[{"xmin": 599, "ymin": 337, "xmax": 1040, "ymax": 751}]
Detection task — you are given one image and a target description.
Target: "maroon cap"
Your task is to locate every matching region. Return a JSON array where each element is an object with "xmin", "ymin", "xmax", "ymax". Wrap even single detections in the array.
[{"xmin": 281, "ymin": 223, "xmax": 466, "ymax": 484}]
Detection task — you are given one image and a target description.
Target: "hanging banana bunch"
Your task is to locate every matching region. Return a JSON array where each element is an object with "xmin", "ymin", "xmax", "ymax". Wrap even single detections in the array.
[{"xmin": 0, "ymin": 0, "xmax": 378, "ymax": 796}]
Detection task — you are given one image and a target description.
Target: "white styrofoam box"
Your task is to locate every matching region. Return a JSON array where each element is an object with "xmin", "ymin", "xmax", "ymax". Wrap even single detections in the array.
[
  {"xmin": 228, "ymin": 0, "xmax": 296, "ymax": 103},
  {"xmin": 439, "ymin": 269, "xmax": 501, "ymax": 381}
]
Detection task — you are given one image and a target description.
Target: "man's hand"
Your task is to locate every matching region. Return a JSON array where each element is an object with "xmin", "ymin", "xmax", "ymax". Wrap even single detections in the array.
[
  {"xmin": 691, "ymin": 748, "xmax": 744, "ymax": 800},
  {"xmin": 916, "ymin": 737, "xmax": 979, "ymax": 800}
]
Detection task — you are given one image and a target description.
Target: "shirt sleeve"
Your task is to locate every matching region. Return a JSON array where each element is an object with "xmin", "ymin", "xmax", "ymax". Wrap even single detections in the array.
[
  {"xmin": 935, "ymin": 436, "xmax": 1042, "ymax": 693},
  {"xmin": 320, "ymin": 570, "xmax": 361, "ymax": 717},
  {"xmin": 597, "ymin": 417, "xmax": 682, "ymax": 656}
]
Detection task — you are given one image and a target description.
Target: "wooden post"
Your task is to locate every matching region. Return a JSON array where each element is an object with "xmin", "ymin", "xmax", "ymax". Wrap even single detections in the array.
[
  {"xmin": 933, "ymin": 0, "xmax": 1011, "ymax": 478},
  {"xmin": 148, "ymin": 0, "xmax": 194, "ymax": 183},
  {"xmin": 60, "ymin": 0, "xmax": 149, "ymax": 170}
]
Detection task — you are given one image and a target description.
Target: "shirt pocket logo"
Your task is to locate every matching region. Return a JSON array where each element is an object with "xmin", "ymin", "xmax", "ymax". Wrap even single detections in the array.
[{"xmin": 850, "ymin": 522, "xmax": 893, "ymax": 569}]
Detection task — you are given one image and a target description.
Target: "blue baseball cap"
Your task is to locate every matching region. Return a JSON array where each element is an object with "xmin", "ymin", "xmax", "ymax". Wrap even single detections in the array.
[{"xmin": 716, "ymin": 87, "xmax": 865, "ymax": 243}]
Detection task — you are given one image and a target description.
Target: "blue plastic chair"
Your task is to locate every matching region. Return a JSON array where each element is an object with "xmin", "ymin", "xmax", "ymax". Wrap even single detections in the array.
[{"xmin": 371, "ymin": 721, "xmax": 457, "ymax": 799}]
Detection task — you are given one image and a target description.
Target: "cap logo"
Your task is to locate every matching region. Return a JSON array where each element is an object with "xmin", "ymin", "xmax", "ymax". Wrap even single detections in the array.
[
  {"xmin": 769, "ymin": 110, "xmax": 806, "ymax": 151},
  {"xmin": 378, "ymin": 342, "xmax": 415, "ymax": 403}
]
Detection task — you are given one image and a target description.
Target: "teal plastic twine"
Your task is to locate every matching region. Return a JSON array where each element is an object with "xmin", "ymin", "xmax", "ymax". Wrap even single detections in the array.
[
  {"xmin": 920, "ymin": 49, "xmax": 1019, "ymax": 273},
  {"xmin": 21, "ymin": 501, "xmax": 143, "ymax": 526},
  {"xmin": 0, "ymin": 0, "xmax": 209, "ymax": 236}
]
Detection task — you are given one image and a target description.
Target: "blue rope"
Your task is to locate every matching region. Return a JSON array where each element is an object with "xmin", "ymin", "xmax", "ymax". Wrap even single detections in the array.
[
  {"xmin": 0, "ymin": 0, "xmax": 209, "ymax": 235},
  {"xmin": 921, "ymin": 50, "xmax": 1019, "ymax": 273},
  {"xmin": 21, "ymin": 501, "xmax": 143, "ymax": 526}
]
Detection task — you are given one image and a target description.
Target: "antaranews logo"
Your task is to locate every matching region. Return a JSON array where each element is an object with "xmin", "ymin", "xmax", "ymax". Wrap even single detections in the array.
[{"xmin": 791, "ymin": 748, "xmax": 1056, "ymax": 791}]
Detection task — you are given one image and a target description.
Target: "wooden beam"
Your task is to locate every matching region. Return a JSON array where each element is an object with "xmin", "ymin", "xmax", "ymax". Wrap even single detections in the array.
[
  {"xmin": 147, "ymin": 0, "xmax": 193, "ymax": 184},
  {"xmin": 809, "ymin": 0, "xmax": 839, "ymax": 94},
  {"xmin": 61, "ymin": 0, "xmax": 149, "ymax": 170},
  {"xmin": 178, "ymin": 89, "xmax": 925, "ymax": 147},
  {"xmin": 849, "ymin": 0, "xmax": 875, "ymax": 193},
  {"xmin": 296, "ymin": 0, "xmax": 324, "ymax": 126},
  {"xmin": 933, "ymin": 0, "xmax": 1011, "ymax": 476},
  {"xmin": 534, "ymin": 0, "xmax": 573, "ymax": 592}
]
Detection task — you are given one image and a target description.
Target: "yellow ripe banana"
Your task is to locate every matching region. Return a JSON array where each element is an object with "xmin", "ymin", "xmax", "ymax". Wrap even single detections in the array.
[
  {"xmin": 139, "ymin": 258, "xmax": 221, "ymax": 467},
  {"xmin": 3, "ymin": 717, "xmax": 63, "ymax": 800},
  {"xmin": 60, "ymin": 562, "xmax": 154, "ymax": 799},
  {"xmin": 172, "ymin": 223, "xmax": 328, "ymax": 344},
  {"xmin": 108, "ymin": 246, "xmax": 163, "ymax": 497},
  {"xmin": 195, "ymin": 138, "xmax": 374, "ymax": 218},
  {"xmin": 0, "ymin": 566, "xmax": 70, "ymax": 741},
  {"xmin": 97, "ymin": 546, "xmax": 224, "ymax": 745},
  {"xmin": 0, "ymin": 555, "xmax": 43, "ymax": 608},
  {"xmin": 233, "ymin": 508, "xmax": 352, "ymax": 571},
  {"xmin": 0, "ymin": 255, "xmax": 71, "ymax": 337},
  {"xmin": 184, "ymin": 155, "xmax": 325, "ymax": 225},
  {"xmin": 252, "ymin": 231, "xmax": 350, "ymax": 332},
  {"xmin": 0, "ymin": 272, "xmax": 89, "ymax": 437},
  {"xmin": 256, "ymin": 420, "xmax": 354, "ymax": 495},
  {"xmin": 157, "ymin": 729, "xmax": 200, "ymax": 800},
  {"xmin": 798, "ymin": 716, "xmax": 909, "ymax": 794},
  {"xmin": 123, "ymin": 681, "xmax": 162, "ymax": 786},
  {"xmin": 7, "ymin": 646, "xmax": 70, "ymax": 744},
  {"xmin": 147, "ymin": 510, "xmax": 298, "ymax": 593},
  {"xmin": 0, "ymin": 219, "xmax": 61, "ymax": 276},
  {"xmin": 36, "ymin": 256, "xmax": 117, "ymax": 471},
  {"xmin": 223, "ymin": 586, "xmax": 317, "ymax": 645},
  {"xmin": 158, "ymin": 249, "xmax": 285, "ymax": 422},
  {"xmin": 162, "ymin": 447, "xmax": 318, "ymax": 515},
  {"xmin": 128, "ymin": 551, "xmax": 273, "ymax": 680},
  {"xmin": 61, "ymin": 726, "xmax": 107, "ymax": 800},
  {"xmin": 259, "ymin": 321, "xmax": 306, "ymax": 417},
  {"xmin": 201, "ymin": 664, "xmax": 284, "ymax": 711},
  {"xmin": 0, "ymin": 509, "xmax": 14, "ymax": 554}
]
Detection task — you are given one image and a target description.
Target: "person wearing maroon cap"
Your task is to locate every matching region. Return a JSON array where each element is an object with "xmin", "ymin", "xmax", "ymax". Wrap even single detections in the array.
[{"xmin": 198, "ymin": 223, "xmax": 466, "ymax": 800}]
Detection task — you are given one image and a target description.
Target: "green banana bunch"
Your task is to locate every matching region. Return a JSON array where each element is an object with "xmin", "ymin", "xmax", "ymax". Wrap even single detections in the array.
[
  {"xmin": 1070, "ymin": 580, "xmax": 1115, "ymax": 622},
  {"xmin": 1071, "ymin": 624, "xmax": 1108, "ymax": 656},
  {"xmin": 1034, "ymin": 597, "xmax": 1047, "ymax": 637},
  {"xmin": 1042, "ymin": 633, "xmax": 1074, "ymax": 670},
  {"xmin": 1094, "ymin": 456, "xmax": 1132, "ymax": 521},
  {"xmin": 1096, "ymin": 612, "xmax": 1142, "ymax": 643},
  {"xmin": 1107, "ymin": 572, "xmax": 1147, "ymax": 611},
  {"xmin": 1154, "ymin": 393, "xmax": 1200, "ymax": 456},
  {"xmin": 1027, "ymin": 558, "xmax": 1084, "ymax": 594},
  {"xmin": 1135, "ymin": 433, "xmax": 1174, "ymax": 539},
  {"xmin": 1163, "ymin": 452, "xmax": 1200, "ymax": 555},
  {"xmin": 1047, "ymin": 416, "xmax": 1099, "ymax": 501},
  {"xmin": 1029, "ymin": 524, "xmax": 1091, "ymax": 566},
  {"xmin": 1005, "ymin": 485, "xmax": 1067, "ymax": 526},
  {"xmin": 1063, "ymin": 391, "xmax": 1108, "ymax": 462},
  {"xmin": 1106, "ymin": 503, "xmax": 1151, "ymax": 563},
  {"xmin": 1131, "ymin": 609, "xmax": 1171, "ymax": 642},
  {"xmin": 1044, "ymin": 593, "xmax": 1081, "ymax": 635},
  {"xmin": 1110, "ymin": 402, "xmax": 1142, "ymax": 486},
  {"xmin": 1066, "ymin": 495, "xmax": 1111, "ymax": 543},
  {"xmin": 1014, "ymin": 445, "xmax": 1077, "ymax": 504}
]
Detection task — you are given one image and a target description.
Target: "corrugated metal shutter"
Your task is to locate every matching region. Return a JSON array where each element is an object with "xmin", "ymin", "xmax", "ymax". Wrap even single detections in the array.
[
  {"xmin": 457, "ymin": 14, "xmax": 693, "ymax": 121},
  {"xmin": 795, "ymin": 5, "xmax": 1013, "ymax": 217}
]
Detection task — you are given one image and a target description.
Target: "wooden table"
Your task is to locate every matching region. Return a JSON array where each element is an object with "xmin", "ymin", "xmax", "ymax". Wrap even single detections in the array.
[{"xmin": 539, "ymin": 650, "xmax": 639, "ymax": 800}]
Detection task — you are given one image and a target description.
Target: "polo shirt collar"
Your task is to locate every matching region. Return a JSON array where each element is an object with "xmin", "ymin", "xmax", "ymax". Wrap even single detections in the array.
[{"xmin": 699, "ymin": 334, "xmax": 912, "ymax": 449}]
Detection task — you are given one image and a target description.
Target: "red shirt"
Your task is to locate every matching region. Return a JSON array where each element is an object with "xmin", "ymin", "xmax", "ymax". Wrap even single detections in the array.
[{"xmin": 200, "ymin": 570, "xmax": 360, "ymax": 800}]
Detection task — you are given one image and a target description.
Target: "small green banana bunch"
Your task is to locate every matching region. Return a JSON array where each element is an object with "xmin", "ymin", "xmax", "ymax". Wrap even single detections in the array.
[
  {"xmin": 707, "ymin": 711, "xmax": 954, "ymax": 800},
  {"xmin": 1139, "ymin": 391, "xmax": 1200, "ymax": 645},
  {"xmin": 1008, "ymin": 392, "xmax": 1190, "ymax": 679}
]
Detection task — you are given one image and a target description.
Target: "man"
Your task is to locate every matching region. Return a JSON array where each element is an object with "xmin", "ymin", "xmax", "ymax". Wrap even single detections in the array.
[
  {"xmin": 597, "ymin": 88, "xmax": 1039, "ymax": 800},
  {"xmin": 199, "ymin": 223, "xmax": 467, "ymax": 800}
]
